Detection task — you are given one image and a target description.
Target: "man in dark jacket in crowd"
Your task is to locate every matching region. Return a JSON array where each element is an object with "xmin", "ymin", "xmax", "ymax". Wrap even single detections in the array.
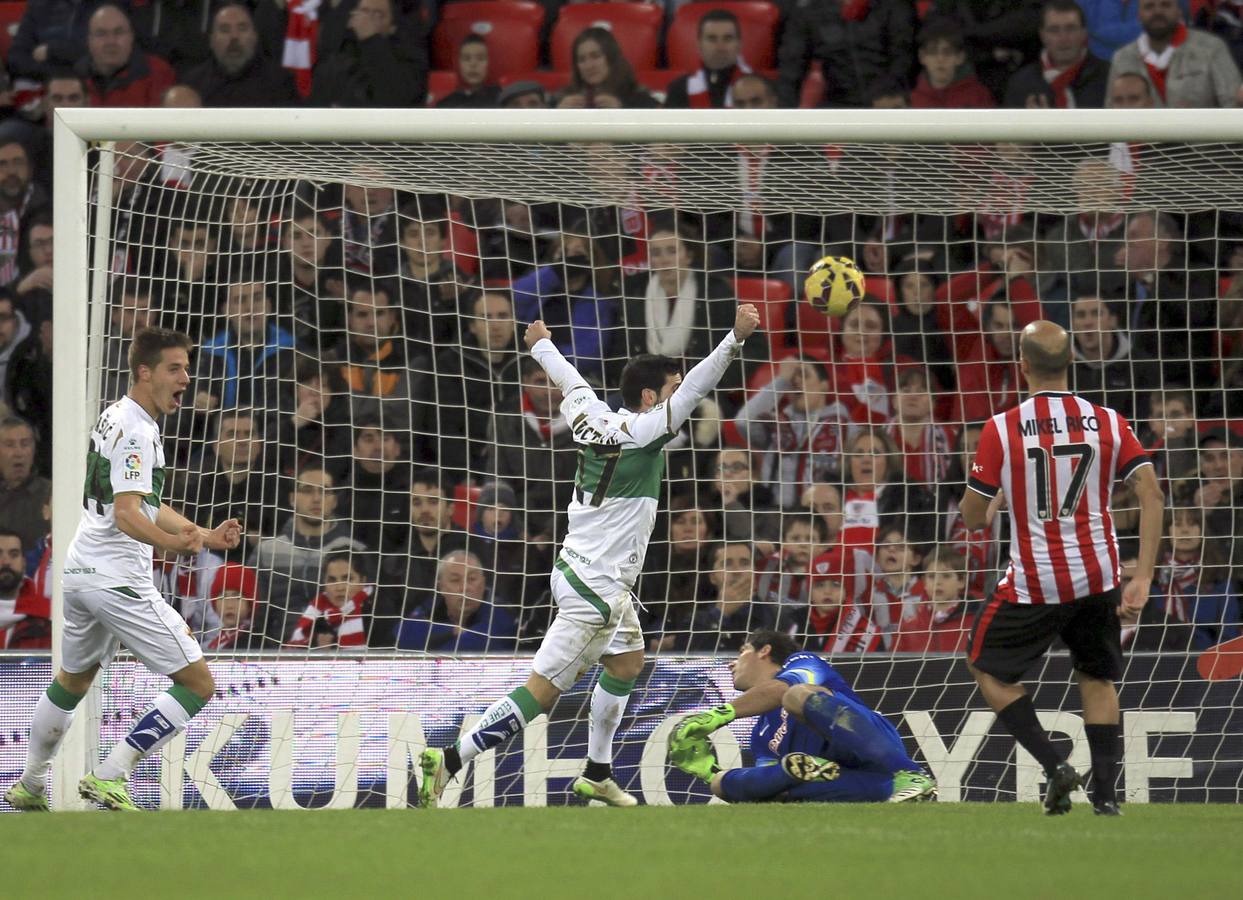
[
  {"xmin": 184, "ymin": 2, "xmax": 300, "ymax": 107},
  {"xmin": 1004, "ymin": 0, "xmax": 1109, "ymax": 108},
  {"xmin": 308, "ymin": 0, "xmax": 427, "ymax": 107}
]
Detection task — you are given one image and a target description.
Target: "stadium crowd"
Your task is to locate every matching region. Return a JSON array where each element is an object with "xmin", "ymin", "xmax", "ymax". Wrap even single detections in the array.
[{"xmin": 0, "ymin": 0, "xmax": 1240, "ymax": 655}]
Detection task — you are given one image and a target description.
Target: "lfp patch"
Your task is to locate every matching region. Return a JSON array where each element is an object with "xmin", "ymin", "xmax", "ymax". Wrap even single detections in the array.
[{"xmin": 125, "ymin": 453, "xmax": 142, "ymax": 471}]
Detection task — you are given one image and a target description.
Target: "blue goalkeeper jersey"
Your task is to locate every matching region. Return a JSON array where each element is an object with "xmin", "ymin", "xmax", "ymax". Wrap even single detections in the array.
[{"xmin": 750, "ymin": 652, "xmax": 855, "ymax": 765}]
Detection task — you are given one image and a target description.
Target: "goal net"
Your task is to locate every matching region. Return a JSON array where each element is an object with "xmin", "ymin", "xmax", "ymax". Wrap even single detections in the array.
[{"xmin": 37, "ymin": 108, "xmax": 1243, "ymax": 809}]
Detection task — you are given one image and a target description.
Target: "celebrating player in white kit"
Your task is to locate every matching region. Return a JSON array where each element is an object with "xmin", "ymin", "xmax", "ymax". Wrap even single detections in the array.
[
  {"xmin": 419, "ymin": 304, "xmax": 761, "ymax": 808},
  {"xmin": 4, "ymin": 327, "xmax": 241, "ymax": 812}
]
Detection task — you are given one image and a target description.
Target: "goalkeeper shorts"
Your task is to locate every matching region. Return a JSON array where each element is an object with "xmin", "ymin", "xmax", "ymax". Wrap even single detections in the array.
[
  {"xmin": 533, "ymin": 560, "xmax": 643, "ymax": 693},
  {"xmin": 62, "ymin": 584, "xmax": 204, "ymax": 677}
]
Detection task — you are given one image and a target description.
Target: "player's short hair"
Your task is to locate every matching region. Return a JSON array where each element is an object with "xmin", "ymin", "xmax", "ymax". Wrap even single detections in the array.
[
  {"xmin": 743, "ymin": 629, "xmax": 799, "ymax": 665},
  {"xmin": 1019, "ymin": 326, "xmax": 1073, "ymax": 379},
  {"xmin": 619, "ymin": 354, "xmax": 681, "ymax": 410},
  {"xmin": 698, "ymin": 8, "xmax": 740, "ymax": 37},
  {"xmin": 129, "ymin": 327, "xmax": 192, "ymax": 379}
]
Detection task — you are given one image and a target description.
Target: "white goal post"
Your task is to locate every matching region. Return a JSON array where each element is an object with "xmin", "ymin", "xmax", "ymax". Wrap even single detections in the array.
[{"xmin": 47, "ymin": 107, "xmax": 1243, "ymax": 810}]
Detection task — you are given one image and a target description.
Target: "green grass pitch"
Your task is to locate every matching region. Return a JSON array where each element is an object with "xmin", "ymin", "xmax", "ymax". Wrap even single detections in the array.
[{"xmin": 2, "ymin": 803, "xmax": 1237, "ymax": 899}]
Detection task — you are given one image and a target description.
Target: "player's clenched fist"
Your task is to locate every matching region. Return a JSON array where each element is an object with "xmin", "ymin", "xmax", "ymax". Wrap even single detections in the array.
[
  {"xmin": 205, "ymin": 518, "xmax": 243, "ymax": 551},
  {"xmin": 523, "ymin": 320, "xmax": 551, "ymax": 350},
  {"xmin": 733, "ymin": 304, "xmax": 760, "ymax": 340}
]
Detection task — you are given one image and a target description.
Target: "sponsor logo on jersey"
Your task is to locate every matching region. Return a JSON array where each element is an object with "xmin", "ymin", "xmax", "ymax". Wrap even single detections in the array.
[{"xmin": 972, "ymin": 463, "xmax": 984, "ymax": 474}]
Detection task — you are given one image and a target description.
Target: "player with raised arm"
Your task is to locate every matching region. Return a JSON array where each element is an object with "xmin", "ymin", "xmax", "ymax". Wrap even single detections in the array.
[
  {"xmin": 959, "ymin": 321, "xmax": 1164, "ymax": 817},
  {"xmin": 418, "ymin": 304, "xmax": 761, "ymax": 808},
  {"xmin": 668, "ymin": 629, "xmax": 935, "ymax": 803},
  {"xmin": 3, "ymin": 328, "xmax": 241, "ymax": 812}
]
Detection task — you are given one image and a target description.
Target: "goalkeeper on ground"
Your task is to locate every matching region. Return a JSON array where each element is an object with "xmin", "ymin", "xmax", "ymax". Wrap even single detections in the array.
[
  {"xmin": 418, "ymin": 304, "xmax": 761, "ymax": 808},
  {"xmin": 670, "ymin": 629, "xmax": 936, "ymax": 803}
]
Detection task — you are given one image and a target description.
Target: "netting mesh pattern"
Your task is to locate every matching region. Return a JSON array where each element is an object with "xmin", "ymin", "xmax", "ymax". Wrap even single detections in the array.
[{"xmin": 60, "ymin": 134, "xmax": 1243, "ymax": 803}]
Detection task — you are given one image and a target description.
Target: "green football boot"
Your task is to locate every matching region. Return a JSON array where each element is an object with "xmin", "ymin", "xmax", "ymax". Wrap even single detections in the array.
[
  {"xmin": 4, "ymin": 781, "xmax": 50, "ymax": 812},
  {"xmin": 889, "ymin": 770, "xmax": 938, "ymax": 803},
  {"xmin": 781, "ymin": 752, "xmax": 842, "ymax": 783},
  {"xmin": 418, "ymin": 748, "xmax": 450, "ymax": 809},
  {"xmin": 668, "ymin": 734, "xmax": 721, "ymax": 783},
  {"xmin": 78, "ymin": 773, "xmax": 140, "ymax": 811}
]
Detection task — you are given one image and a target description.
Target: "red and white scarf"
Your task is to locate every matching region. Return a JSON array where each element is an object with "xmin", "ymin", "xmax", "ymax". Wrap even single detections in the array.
[
  {"xmin": 889, "ymin": 422, "xmax": 955, "ymax": 484},
  {"xmin": 1138, "ymin": 21, "xmax": 1188, "ymax": 102},
  {"xmin": 736, "ymin": 143, "xmax": 772, "ymax": 238},
  {"xmin": 282, "ymin": 0, "xmax": 322, "ymax": 99},
  {"xmin": 686, "ymin": 57, "xmax": 752, "ymax": 108},
  {"xmin": 1157, "ymin": 549, "xmax": 1200, "ymax": 622},
  {"xmin": 287, "ymin": 585, "xmax": 372, "ymax": 647},
  {"xmin": 1040, "ymin": 48, "xmax": 1087, "ymax": 108},
  {"xmin": 522, "ymin": 390, "xmax": 569, "ymax": 442}
]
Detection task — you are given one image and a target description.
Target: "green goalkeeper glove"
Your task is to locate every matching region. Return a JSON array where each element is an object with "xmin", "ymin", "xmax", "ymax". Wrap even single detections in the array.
[
  {"xmin": 668, "ymin": 735, "xmax": 721, "ymax": 784},
  {"xmin": 672, "ymin": 704, "xmax": 736, "ymax": 746}
]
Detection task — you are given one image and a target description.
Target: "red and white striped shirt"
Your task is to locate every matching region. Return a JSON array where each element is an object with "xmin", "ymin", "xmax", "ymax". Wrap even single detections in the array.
[
  {"xmin": 968, "ymin": 391, "xmax": 1150, "ymax": 605},
  {"xmin": 286, "ymin": 585, "xmax": 372, "ymax": 647}
]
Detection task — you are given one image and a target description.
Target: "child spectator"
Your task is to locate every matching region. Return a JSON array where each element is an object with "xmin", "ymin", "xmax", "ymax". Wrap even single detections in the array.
[
  {"xmin": 689, "ymin": 542, "xmax": 772, "ymax": 653},
  {"xmin": 731, "ymin": 356, "xmax": 851, "ymax": 508},
  {"xmin": 887, "ymin": 367, "xmax": 956, "ymax": 485},
  {"xmin": 869, "ymin": 521, "xmax": 928, "ymax": 647},
  {"xmin": 286, "ymin": 553, "xmax": 372, "ymax": 648},
  {"xmin": 780, "ymin": 546, "xmax": 880, "ymax": 653},
  {"xmin": 1149, "ymin": 502, "xmax": 1242, "ymax": 651},
  {"xmin": 892, "ymin": 547, "xmax": 975, "ymax": 653},
  {"xmin": 204, "ymin": 562, "xmax": 264, "ymax": 651},
  {"xmin": 910, "ymin": 16, "xmax": 997, "ymax": 109},
  {"xmin": 799, "ymin": 482, "xmax": 844, "ymax": 550},
  {"xmin": 437, "ymin": 35, "xmax": 499, "ymax": 108},
  {"xmin": 756, "ymin": 514, "xmax": 830, "ymax": 608},
  {"xmin": 840, "ymin": 425, "xmax": 903, "ymax": 552}
]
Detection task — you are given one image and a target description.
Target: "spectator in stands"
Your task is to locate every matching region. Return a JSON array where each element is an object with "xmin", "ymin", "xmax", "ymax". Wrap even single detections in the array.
[
  {"xmin": 196, "ymin": 281, "xmax": 295, "ymax": 416},
  {"xmin": 780, "ymin": 545, "xmax": 879, "ymax": 653},
  {"xmin": 888, "ymin": 367, "xmax": 956, "ymax": 486},
  {"xmin": 690, "ymin": 541, "xmax": 772, "ymax": 653},
  {"xmin": 1039, "ymin": 158, "xmax": 1129, "ymax": 298},
  {"xmin": 180, "ymin": 408, "xmax": 280, "ymax": 557},
  {"xmin": 511, "ymin": 225, "xmax": 621, "ymax": 383},
  {"xmin": 0, "ymin": 529, "xmax": 50, "ymax": 649},
  {"xmin": 283, "ymin": 207, "xmax": 345, "ymax": 339},
  {"xmin": 0, "ymin": 415, "xmax": 48, "ymax": 551},
  {"xmin": 201, "ymin": 562, "xmax": 267, "ymax": 651},
  {"xmin": 833, "ymin": 300, "xmax": 905, "ymax": 424},
  {"xmin": 10, "ymin": 71, "xmax": 88, "ymax": 196},
  {"xmin": 324, "ymin": 278, "xmax": 415, "ymax": 431},
  {"xmin": 0, "ymin": 293, "xmax": 33, "ymax": 409},
  {"xmin": 891, "ymin": 547, "xmax": 975, "ymax": 653},
  {"xmin": 219, "ymin": 193, "xmax": 275, "ymax": 257},
  {"xmin": 466, "ymin": 478, "xmax": 532, "ymax": 609},
  {"xmin": 777, "ymin": 0, "xmax": 916, "ymax": 108},
  {"xmin": 274, "ymin": 356, "xmax": 349, "ymax": 479},
  {"xmin": 152, "ymin": 218, "xmax": 218, "ymax": 330},
  {"xmin": 799, "ymin": 482, "xmax": 844, "ymax": 550},
  {"xmin": 868, "ymin": 520, "xmax": 927, "ymax": 648},
  {"xmin": 622, "ymin": 218, "xmax": 764, "ymax": 392},
  {"xmin": 342, "ymin": 417, "xmax": 410, "ymax": 553},
  {"xmin": 665, "ymin": 9, "xmax": 750, "ymax": 109},
  {"xmin": 0, "ymin": 142, "xmax": 48, "ymax": 290},
  {"xmin": 756, "ymin": 513, "xmax": 828, "ymax": 608},
  {"xmin": 77, "ymin": 4, "xmax": 175, "ymax": 107},
  {"xmin": 309, "ymin": 0, "xmax": 428, "ymax": 108},
  {"xmin": 397, "ymin": 198, "xmax": 469, "ymax": 358},
  {"xmin": 840, "ymin": 425, "xmax": 905, "ymax": 552},
  {"xmin": 1081, "ymin": 0, "xmax": 1144, "ymax": 60},
  {"xmin": 498, "ymin": 80, "xmax": 547, "ymax": 109},
  {"xmin": 938, "ymin": 422, "xmax": 998, "ymax": 602},
  {"xmin": 5, "ymin": 300, "xmax": 51, "ymax": 472},
  {"xmin": 731, "ymin": 356, "xmax": 851, "ymax": 508},
  {"xmin": 490, "ymin": 357, "xmax": 578, "ymax": 547},
  {"xmin": 1140, "ymin": 387, "xmax": 1199, "ymax": 479},
  {"xmin": 184, "ymin": 2, "xmax": 300, "ymax": 107},
  {"xmin": 1005, "ymin": 0, "xmax": 1110, "ymax": 108},
  {"xmin": 13, "ymin": 209, "xmax": 53, "ymax": 322},
  {"xmin": 249, "ymin": 465, "xmax": 367, "ymax": 641},
  {"xmin": 285, "ymin": 553, "xmax": 373, "ymax": 647},
  {"xmin": 910, "ymin": 16, "xmax": 997, "ymax": 108},
  {"xmin": 437, "ymin": 35, "xmax": 499, "ymax": 108},
  {"xmin": 394, "ymin": 548, "xmax": 517, "ymax": 652},
  {"xmin": 934, "ymin": 1, "xmax": 1043, "ymax": 99},
  {"xmin": 1107, "ymin": 69, "xmax": 1156, "ymax": 109},
  {"xmin": 1106, "ymin": 211, "xmax": 1217, "ymax": 399},
  {"xmin": 1108, "ymin": 0, "xmax": 1242, "ymax": 107},
  {"xmin": 100, "ymin": 281, "xmax": 155, "ymax": 404},
  {"xmin": 1069, "ymin": 296, "xmax": 1136, "ymax": 417},
  {"xmin": 642, "ymin": 497, "xmax": 717, "ymax": 651},
  {"xmin": 431, "ymin": 288, "xmax": 520, "ymax": 480},
  {"xmin": 889, "ymin": 248, "xmax": 953, "ymax": 392},
  {"xmin": 340, "ymin": 181, "xmax": 399, "ymax": 276},
  {"xmin": 1150, "ymin": 500, "xmax": 1241, "ymax": 649},
  {"xmin": 1197, "ymin": 428, "xmax": 1243, "ymax": 563},
  {"xmin": 7, "ymin": 0, "xmax": 103, "ymax": 80},
  {"xmin": 375, "ymin": 468, "xmax": 468, "ymax": 629},
  {"xmin": 957, "ymin": 301, "xmax": 1027, "ymax": 422},
  {"xmin": 557, "ymin": 26, "xmax": 659, "ymax": 109},
  {"xmin": 1194, "ymin": 0, "xmax": 1243, "ymax": 72},
  {"xmin": 707, "ymin": 446, "xmax": 781, "ymax": 549}
]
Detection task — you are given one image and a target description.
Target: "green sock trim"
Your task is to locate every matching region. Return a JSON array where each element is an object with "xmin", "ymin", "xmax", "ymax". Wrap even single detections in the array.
[
  {"xmin": 167, "ymin": 684, "xmax": 209, "ymax": 717},
  {"xmin": 46, "ymin": 681, "xmax": 85, "ymax": 712},
  {"xmin": 598, "ymin": 672, "xmax": 636, "ymax": 697},
  {"xmin": 509, "ymin": 686, "xmax": 542, "ymax": 722}
]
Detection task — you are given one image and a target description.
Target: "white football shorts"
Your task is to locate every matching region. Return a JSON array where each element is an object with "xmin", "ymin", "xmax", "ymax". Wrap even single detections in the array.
[
  {"xmin": 62, "ymin": 583, "xmax": 204, "ymax": 676},
  {"xmin": 532, "ymin": 560, "xmax": 644, "ymax": 693}
]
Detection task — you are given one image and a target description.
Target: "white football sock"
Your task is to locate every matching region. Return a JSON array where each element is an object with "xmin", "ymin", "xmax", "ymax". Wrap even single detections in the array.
[
  {"xmin": 20, "ymin": 693, "xmax": 77, "ymax": 794},
  {"xmin": 587, "ymin": 675, "xmax": 635, "ymax": 766},
  {"xmin": 95, "ymin": 691, "xmax": 195, "ymax": 781}
]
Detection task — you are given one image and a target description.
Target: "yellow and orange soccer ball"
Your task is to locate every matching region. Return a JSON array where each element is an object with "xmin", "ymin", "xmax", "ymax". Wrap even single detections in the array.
[{"xmin": 803, "ymin": 255, "xmax": 865, "ymax": 318}]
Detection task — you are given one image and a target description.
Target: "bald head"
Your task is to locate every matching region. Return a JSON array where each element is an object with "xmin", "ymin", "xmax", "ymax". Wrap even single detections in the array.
[{"xmin": 1020, "ymin": 320, "xmax": 1072, "ymax": 379}]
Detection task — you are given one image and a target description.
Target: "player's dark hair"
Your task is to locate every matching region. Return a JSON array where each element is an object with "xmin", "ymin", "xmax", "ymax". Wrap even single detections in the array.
[
  {"xmin": 1020, "ymin": 327, "xmax": 1073, "ymax": 379},
  {"xmin": 620, "ymin": 354, "xmax": 681, "ymax": 410},
  {"xmin": 744, "ymin": 629, "xmax": 799, "ymax": 665},
  {"xmin": 129, "ymin": 327, "xmax": 192, "ymax": 379},
  {"xmin": 698, "ymin": 8, "xmax": 740, "ymax": 37},
  {"xmin": 1042, "ymin": 0, "xmax": 1086, "ymax": 29}
]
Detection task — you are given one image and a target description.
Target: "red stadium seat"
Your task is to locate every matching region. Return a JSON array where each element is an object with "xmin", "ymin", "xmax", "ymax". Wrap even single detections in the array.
[
  {"xmin": 431, "ymin": 1, "xmax": 545, "ymax": 79},
  {"xmin": 550, "ymin": 2, "xmax": 663, "ymax": 73},
  {"xmin": 451, "ymin": 483, "xmax": 482, "ymax": 530},
  {"xmin": 425, "ymin": 69, "xmax": 459, "ymax": 105},
  {"xmin": 734, "ymin": 276, "xmax": 792, "ymax": 357},
  {"xmin": 666, "ymin": 1, "xmax": 780, "ymax": 71},
  {"xmin": 447, "ymin": 211, "xmax": 479, "ymax": 276},
  {"xmin": 795, "ymin": 297, "xmax": 835, "ymax": 353},
  {"xmin": 634, "ymin": 68, "xmax": 682, "ymax": 103},
  {"xmin": 0, "ymin": 2, "xmax": 25, "ymax": 64}
]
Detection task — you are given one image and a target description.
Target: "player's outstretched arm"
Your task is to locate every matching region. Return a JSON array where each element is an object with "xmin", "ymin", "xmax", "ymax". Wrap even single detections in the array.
[
  {"xmin": 524, "ymin": 320, "xmax": 593, "ymax": 397},
  {"xmin": 1121, "ymin": 464, "xmax": 1164, "ymax": 622},
  {"xmin": 115, "ymin": 494, "xmax": 202, "ymax": 554},
  {"xmin": 157, "ymin": 503, "xmax": 242, "ymax": 552}
]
